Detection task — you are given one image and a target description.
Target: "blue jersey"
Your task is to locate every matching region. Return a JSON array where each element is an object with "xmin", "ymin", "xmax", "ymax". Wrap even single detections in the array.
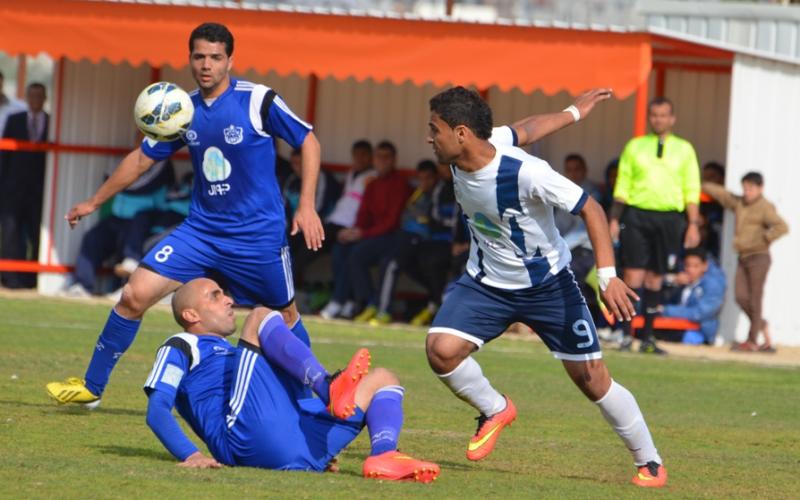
[
  {"xmin": 144, "ymin": 334, "xmax": 365, "ymax": 470},
  {"xmin": 144, "ymin": 333, "xmax": 237, "ymax": 464},
  {"xmin": 141, "ymin": 79, "xmax": 311, "ymax": 245}
]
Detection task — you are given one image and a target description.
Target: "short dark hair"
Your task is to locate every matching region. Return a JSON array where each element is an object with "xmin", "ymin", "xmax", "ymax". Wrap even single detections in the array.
[
  {"xmin": 564, "ymin": 153, "xmax": 587, "ymax": 169},
  {"xmin": 703, "ymin": 161, "xmax": 725, "ymax": 179},
  {"xmin": 648, "ymin": 96, "xmax": 674, "ymax": 114},
  {"xmin": 741, "ymin": 171, "xmax": 763, "ymax": 186},
  {"xmin": 684, "ymin": 247, "xmax": 708, "ymax": 262},
  {"xmin": 352, "ymin": 139, "xmax": 372, "ymax": 154},
  {"xmin": 416, "ymin": 159, "xmax": 437, "ymax": 174},
  {"xmin": 27, "ymin": 82, "xmax": 46, "ymax": 95},
  {"xmin": 189, "ymin": 23, "xmax": 234, "ymax": 57},
  {"xmin": 429, "ymin": 86, "xmax": 493, "ymax": 140},
  {"xmin": 376, "ymin": 140, "xmax": 397, "ymax": 157}
]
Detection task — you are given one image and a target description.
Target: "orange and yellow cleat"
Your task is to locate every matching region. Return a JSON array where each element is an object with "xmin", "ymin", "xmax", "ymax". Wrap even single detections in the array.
[
  {"xmin": 466, "ymin": 396, "xmax": 517, "ymax": 461},
  {"xmin": 327, "ymin": 348, "xmax": 371, "ymax": 419},
  {"xmin": 631, "ymin": 461, "xmax": 668, "ymax": 488},
  {"xmin": 363, "ymin": 451, "xmax": 440, "ymax": 483}
]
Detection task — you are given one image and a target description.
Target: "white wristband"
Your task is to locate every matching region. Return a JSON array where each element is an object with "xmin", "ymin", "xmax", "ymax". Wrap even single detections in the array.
[
  {"xmin": 563, "ymin": 105, "xmax": 580, "ymax": 122},
  {"xmin": 597, "ymin": 266, "xmax": 616, "ymax": 292}
]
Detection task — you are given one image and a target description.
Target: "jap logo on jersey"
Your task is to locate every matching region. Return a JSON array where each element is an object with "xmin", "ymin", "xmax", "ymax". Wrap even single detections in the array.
[
  {"xmin": 203, "ymin": 146, "xmax": 232, "ymax": 196},
  {"xmin": 185, "ymin": 129, "xmax": 199, "ymax": 146},
  {"xmin": 223, "ymin": 124, "xmax": 244, "ymax": 145}
]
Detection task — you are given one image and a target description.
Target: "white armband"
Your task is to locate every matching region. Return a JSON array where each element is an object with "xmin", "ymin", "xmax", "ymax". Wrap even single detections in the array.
[
  {"xmin": 597, "ymin": 266, "xmax": 616, "ymax": 292},
  {"xmin": 563, "ymin": 105, "xmax": 580, "ymax": 122}
]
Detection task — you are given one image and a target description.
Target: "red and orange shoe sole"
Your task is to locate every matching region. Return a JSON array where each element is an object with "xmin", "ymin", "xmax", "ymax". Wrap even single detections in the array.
[
  {"xmin": 328, "ymin": 348, "xmax": 371, "ymax": 419},
  {"xmin": 363, "ymin": 451, "xmax": 440, "ymax": 483}
]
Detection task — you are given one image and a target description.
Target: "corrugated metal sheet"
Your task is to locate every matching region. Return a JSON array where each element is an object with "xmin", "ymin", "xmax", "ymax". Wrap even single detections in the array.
[
  {"xmin": 716, "ymin": 54, "xmax": 800, "ymax": 347},
  {"xmin": 640, "ymin": 0, "xmax": 800, "ymax": 64}
]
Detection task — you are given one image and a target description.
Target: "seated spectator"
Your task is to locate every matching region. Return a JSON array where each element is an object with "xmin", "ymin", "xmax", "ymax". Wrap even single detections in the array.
[
  {"xmin": 659, "ymin": 248, "xmax": 726, "ymax": 345},
  {"xmin": 700, "ymin": 161, "xmax": 725, "ymax": 259},
  {"xmin": 283, "ymin": 148, "xmax": 341, "ymax": 287},
  {"xmin": 316, "ymin": 140, "xmax": 376, "ymax": 319},
  {"xmin": 114, "ymin": 171, "xmax": 193, "ymax": 279},
  {"xmin": 703, "ymin": 172, "xmax": 789, "ymax": 352},
  {"xmin": 60, "ymin": 160, "xmax": 173, "ymax": 297},
  {"xmin": 324, "ymin": 141, "xmax": 411, "ymax": 322},
  {"xmin": 370, "ymin": 160, "xmax": 456, "ymax": 326}
]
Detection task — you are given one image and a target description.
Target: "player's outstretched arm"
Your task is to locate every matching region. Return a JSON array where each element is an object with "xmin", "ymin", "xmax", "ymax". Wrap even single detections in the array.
[
  {"xmin": 292, "ymin": 132, "xmax": 325, "ymax": 250},
  {"xmin": 65, "ymin": 147, "xmax": 156, "ymax": 228},
  {"xmin": 511, "ymin": 88, "xmax": 612, "ymax": 147},
  {"xmin": 145, "ymin": 389, "xmax": 218, "ymax": 467},
  {"xmin": 580, "ymin": 197, "xmax": 638, "ymax": 321}
]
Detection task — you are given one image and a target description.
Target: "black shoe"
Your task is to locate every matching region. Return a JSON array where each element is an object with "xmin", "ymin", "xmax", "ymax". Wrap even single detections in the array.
[
  {"xmin": 619, "ymin": 336, "xmax": 633, "ymax": 352},
  {"xmin": 639, "ymin": 341, "xmax": 666, "ymax": 355}
]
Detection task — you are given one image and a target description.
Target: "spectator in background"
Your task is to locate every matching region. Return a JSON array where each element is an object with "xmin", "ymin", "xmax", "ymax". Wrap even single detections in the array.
[
  {"xmin": 317, "ymin": 140, "xmax": 376, "ymax": 319},
  {"xmin": 610, "ymin": 97, "xmax": 701, "ymax": 355},
  {"xmin": 114, "ymin": 170, "xmax": 193, "ymax": 280},
  {"xmin": 703, "ymin": 172, "xmax": 788, "ymax": 352},
  {"xmin": 60, "ymin": 160, "xmax": 173, "ymax": 297},
  {"xmin": 659, "ymin": 248, "xmax": 726, "ymax": 345},
  {"xmin": 0, "ymin": 71, "xmax": 27, "ymax": 135},
  {"xmin": 0, "ymin": 83, "xmax": 49, "ymax": 289},
  {"xmin": 600, "ymin": 159, "xmax": 619, "ymax": 213},
  {"xmin": 335, "ymin": 141, "xmax": 411, "ymax": 323},
  {"xmin": 700, "ymin": 161, "xmax": 726, "ymax": 259},
  {"xmin": 370, "ymin": 160, "xmax": 456, "ymax": 326},
  {"xmin": 283, "ymin": 148, "xmax": 341, "ymax": 287}
]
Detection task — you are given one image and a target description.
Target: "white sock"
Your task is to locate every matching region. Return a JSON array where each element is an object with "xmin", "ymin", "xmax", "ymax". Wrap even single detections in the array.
[
  {"xmin": 595, "ymin": 380, "xmax": 662, "ymax": 466},
  {"xmin": 437, "ymin": 357, "xmax": 506, "ymax": 416}
]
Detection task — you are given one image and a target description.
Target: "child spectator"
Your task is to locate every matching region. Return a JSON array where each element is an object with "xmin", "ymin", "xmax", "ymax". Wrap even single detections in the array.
[
  {"xmin": 659, "ymin": 248, "xmax": 726, "ymax": 345},
  {"xmin": 703, "ymin": 172, "xmax": 788, "ymax": 352}
]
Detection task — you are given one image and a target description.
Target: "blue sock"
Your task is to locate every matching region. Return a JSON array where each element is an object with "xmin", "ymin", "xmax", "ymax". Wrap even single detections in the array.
[
  {"xmin": 84, "ymin": 308, "xmax": 141, "ymax": 396},
  {"xmin": 258, "ymin": 312, "xmax": 330, "ymax": 403},
  {"xmin": 366, "ymin": 386, "xmax": 405, "ymax": 456},
  {"xmin": 290, "ymin": 317, "xmax": 311, "ymax": 347}
]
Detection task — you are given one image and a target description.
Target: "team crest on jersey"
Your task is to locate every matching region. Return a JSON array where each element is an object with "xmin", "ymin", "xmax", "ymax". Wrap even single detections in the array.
[
  {"xmin": 223, "ymin": 124, "xmax": 244, "ymax": 145},
  {"xmin": 471, "ymin": 212, "xmax": 502, "ymax": 239}
]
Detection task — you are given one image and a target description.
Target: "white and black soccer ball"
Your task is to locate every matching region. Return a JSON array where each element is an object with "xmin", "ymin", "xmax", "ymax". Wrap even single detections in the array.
[{"xmin": 134, "ymin": 82, "xmax": 194, "ymax": 142}]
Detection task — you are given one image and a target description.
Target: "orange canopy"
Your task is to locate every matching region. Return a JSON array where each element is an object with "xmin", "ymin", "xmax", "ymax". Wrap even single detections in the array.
[{"xmin": 1, "ymin": 0, "xmax": 651, "ymax": 98}]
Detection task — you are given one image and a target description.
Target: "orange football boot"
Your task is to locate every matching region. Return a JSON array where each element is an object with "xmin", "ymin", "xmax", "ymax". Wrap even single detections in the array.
[
  {"xmin": 363, "ymin": 451, "xmax": 440, "ymax": 483},
  {"xmin": 631, "ymin": 461, "xmax": 668, "ymax": 488},
  {"xmin": 466, "ymin": 396, "xmax": 517, "ymax": 461},
  {"xmin": 328, "ymin": 348, "xmax": 371, "ymax": 419}
]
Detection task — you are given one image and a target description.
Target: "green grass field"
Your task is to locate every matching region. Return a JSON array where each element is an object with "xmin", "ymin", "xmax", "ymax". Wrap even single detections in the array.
[{"xmin": 1, "ymin": 296, "xmax": 798, "ymax": 499}]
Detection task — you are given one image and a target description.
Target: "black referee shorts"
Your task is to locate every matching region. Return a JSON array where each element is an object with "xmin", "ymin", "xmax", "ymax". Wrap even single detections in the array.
[{"xmin": 619, "ymin": 206, "xmax": 686, "ymax": 274}]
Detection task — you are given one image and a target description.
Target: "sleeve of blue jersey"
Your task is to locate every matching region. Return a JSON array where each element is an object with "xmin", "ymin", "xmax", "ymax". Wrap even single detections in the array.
[
  {"xmin": 143, "ymin": 344, "xmax": 189, "ymax": 398},
  {"xmin": 264, "ymin": 95, "xmax": 312, "ymax": 150},
  {"xmin": 570, "ymin": 190, "xmax": 590, "ymax": 215},
  {"xmin": 146, "ymin": 389, "xmax": 200, "ymax": 461},
  {"xmin": 140, "ymin": 136, "xmax": 185, "ymax": 161}
]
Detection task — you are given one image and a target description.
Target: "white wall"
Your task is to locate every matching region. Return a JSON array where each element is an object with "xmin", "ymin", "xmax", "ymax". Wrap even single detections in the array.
[{"xmin": 719, "ymin": 54, "xmax": 800, "ymax": 346}]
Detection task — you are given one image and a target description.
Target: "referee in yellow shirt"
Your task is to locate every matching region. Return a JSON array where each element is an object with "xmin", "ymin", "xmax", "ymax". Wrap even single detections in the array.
[{"xmin": 609, "ymin": 97, "xmax": 701, "ymax": 354}]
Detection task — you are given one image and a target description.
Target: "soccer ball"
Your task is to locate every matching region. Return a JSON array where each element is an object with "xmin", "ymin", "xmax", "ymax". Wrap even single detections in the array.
[{"xmin": 134, "ymin": 82, "xmax": 194, "ymax": 142}]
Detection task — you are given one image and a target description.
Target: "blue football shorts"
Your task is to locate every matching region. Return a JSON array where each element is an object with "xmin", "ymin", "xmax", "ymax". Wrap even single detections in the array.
[
  {"xmin": 224, "ymin": 343, "xmax": 364, "ymax": 471},
  {"xmin": 140, "ymin": 222, "xmax": 294, "ymax": 308},
  {"xmin": 429, "ymin": 268, "xmax": 602, "ymax": 361}
]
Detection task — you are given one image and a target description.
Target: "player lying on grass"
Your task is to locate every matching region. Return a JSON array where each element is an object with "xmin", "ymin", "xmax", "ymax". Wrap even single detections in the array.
[
  {"xmin": 424, "ymin": 87, "xmax": 667, "ymax": 487},
  {"xmin": 144, "ymin": 277, "xmax": 439, "ymax": 482}
]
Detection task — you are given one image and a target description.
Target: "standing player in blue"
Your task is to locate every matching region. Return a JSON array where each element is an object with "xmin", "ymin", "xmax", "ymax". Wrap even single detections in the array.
[
  {"xmin": 424, "ymin": 87, "xmax": 668, "ymax": 488},
  {"xmin": 144, "ymin": 277, "xmax": 439, "ymax": 482},
  {"xmin": 47, "ymin": 23, "xmax": 324, "ymax": 407}
]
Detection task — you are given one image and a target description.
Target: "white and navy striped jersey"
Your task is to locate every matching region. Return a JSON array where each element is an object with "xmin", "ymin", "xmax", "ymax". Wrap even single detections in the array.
[
  {"xmin": 141, "ymin": 79, "xmax": 312, "ymax": 243},
  {"xmin": 454, "ymin": 126, "xmax": 588, "ymax": 290}
]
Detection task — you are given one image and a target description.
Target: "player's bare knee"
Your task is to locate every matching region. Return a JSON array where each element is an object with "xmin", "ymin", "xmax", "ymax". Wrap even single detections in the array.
[
  {"xmin": 241, "ymin": 307, "xmax": 273, "ymax": 346},
  {"xmin": 564, "ymin": 360, "xmax": 611, "ymax": 401},
  {"xmin": 279, "ymin": 302, "xmax": 299, "ymax": 328},
  {"xmin": 369, "ymin": 367, "xmax": 400, "ymax": 387},
  {"xmin": 117, "ymin": 283, "xmax": 147, "ymax": 317},
  {"xmin": 426, "ymin": 334, "xmax": 471, "ymax": 374}
]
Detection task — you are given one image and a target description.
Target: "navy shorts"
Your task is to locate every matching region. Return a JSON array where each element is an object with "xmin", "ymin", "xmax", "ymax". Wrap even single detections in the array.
[
  {"xmin": 140, "ymin": 223, "xmax": 294, "ymax": 308},
  {"xmin": 225, "ymin": 343, "xmax": 364, "ymax": 471},
  {"xmin": 430, "ymin": 269, "xmax": 602, "ymax": 361}
]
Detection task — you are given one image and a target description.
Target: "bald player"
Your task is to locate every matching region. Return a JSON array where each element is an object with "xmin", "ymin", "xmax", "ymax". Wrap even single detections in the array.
[{"xmin": 143, "ymin": 278, "xmax": 439, "ymax": 481}]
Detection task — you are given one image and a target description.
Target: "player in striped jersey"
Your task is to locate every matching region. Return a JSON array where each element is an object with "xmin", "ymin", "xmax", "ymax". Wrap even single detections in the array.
[
  {"xmin": 144, "ymin": 278, "xmax": 439, "ymax": 481},
  {"xmin": 424, "ymin": 87, "xmax": 667, "ymax": 487}
]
